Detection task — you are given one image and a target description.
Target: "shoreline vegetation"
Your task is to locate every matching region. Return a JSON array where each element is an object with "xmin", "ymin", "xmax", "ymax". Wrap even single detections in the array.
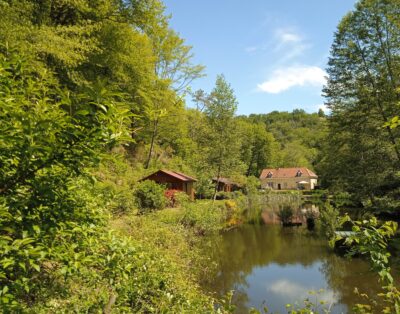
[{"xmin": 2, "ymin": 146, "xmax": 400, "ymax": 312}]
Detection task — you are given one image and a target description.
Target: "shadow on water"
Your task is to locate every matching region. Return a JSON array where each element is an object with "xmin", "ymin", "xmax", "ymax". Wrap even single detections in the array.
[{"xmin": 204, "ymin": 223, "xmax": 384, "ymax": 314}]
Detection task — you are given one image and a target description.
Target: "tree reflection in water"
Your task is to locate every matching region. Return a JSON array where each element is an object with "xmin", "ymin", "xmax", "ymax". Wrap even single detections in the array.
[{"xmin": 203, "ymin": 224, "xmax": 389, "ymax": 313}]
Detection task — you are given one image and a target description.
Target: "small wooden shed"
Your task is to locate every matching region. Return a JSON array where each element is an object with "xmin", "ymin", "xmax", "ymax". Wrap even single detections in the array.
[
  {"xmin": 140, "ymin": 170, "xmax": 197, "ymax": 200},
  {"xmin": 212, "ymin": 177, "xmax": 241, "ymax": 193}
]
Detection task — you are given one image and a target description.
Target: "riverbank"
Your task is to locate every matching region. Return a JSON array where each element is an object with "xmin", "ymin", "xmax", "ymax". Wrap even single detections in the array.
[
  {"xmin": 19, "ymin": 191, "xmax": 400, "ymax": 313},
  {"xmin": 27, "ymin": 200, "xmax": 236, "ymax": 313}
]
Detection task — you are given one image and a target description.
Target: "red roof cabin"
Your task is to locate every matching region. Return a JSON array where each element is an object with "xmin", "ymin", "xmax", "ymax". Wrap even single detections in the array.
[{"xmin": 140, "ymin": 170, "xmax": 197, "ymax": 200}]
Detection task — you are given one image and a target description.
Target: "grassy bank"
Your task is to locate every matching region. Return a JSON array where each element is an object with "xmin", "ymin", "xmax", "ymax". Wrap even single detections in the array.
[{"xmin": 24, "ymin": 198, "xmax": 237, "ymax": 313}]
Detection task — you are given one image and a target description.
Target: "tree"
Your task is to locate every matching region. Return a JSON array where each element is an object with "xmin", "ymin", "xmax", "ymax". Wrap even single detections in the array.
[
  {"xmin": 236, "ymin": 119, "xmax": 278, "ymax": 176},
  {"xmin": 322, "ymin": 0, "xmax": 400, "ymax": 207},
  {"xmin": 195, "ymin": 75, "xmax": 242, "ymax": 200}
]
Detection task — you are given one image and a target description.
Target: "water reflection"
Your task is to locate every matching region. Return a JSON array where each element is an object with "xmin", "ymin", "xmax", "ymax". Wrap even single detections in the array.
[{"xmin": 206, "ymin": 224, "xmax": 382, "ymax": 314}]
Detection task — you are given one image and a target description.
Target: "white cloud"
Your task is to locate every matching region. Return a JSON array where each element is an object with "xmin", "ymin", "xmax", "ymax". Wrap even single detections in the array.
[
  {"xmin": 257, "ymin": 66, "xmax": 327, "ymax": 94},
  {"xmin": 272, "ymin": 28, "xmax": 311, "ymax": 62},
  {"xmin": 269, "ymin": 279, "xmax": 305, "ymax": 299},
  {"xmin": 268, "ymin": 279, "xmax": 337, "ymax": 305},
  {"xmin": 317, "ymin": 104, "xmax": 328, "ymax": 111},
  {"xmin": 275, "ymin": 29, "xmax": 302, "ymax": 44}
]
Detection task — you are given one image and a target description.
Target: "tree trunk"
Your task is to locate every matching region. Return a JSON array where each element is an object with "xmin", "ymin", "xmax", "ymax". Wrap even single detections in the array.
[
  {"xmin": 145, "ymin": 118, "xmax": 158, "ymax": 169},
  {"xmin": 212, "ymin": 165, "xmax": 221, "ymax": 202},
  {"xmin": 355, "ymin": 39, "xmax": 400, "ymax": 163}
]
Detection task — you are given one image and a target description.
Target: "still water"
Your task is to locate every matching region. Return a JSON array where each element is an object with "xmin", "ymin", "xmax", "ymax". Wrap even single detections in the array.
[{"xmin": 206, "ymin": 224, "xmax": 383, "ymax": 314}]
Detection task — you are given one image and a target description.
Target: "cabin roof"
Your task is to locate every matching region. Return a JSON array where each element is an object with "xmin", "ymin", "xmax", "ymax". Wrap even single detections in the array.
[
  {"xmin": 212, "ymin": 177, "xmax": 241, "ymax": 186},
  {"xmin": 141, "ymin": 169, "xmax": 197, "ymax": 182},
  {"xmin": 260, "ymin": 167, "xmax": 318, "ymax": 179}
]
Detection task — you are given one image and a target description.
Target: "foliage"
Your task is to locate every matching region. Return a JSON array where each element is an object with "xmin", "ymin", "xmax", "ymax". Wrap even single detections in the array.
[
  {"xmin": 224, "ymin": 200, "xmax": 244, "ymax": 227},
  {"xmin": 7, "ymin": 0, "xmax": 400, "ymax": 311},
  {"xmin": 194, "ymin": 75, "xmax": 243, "ymax": 200},
  {"xmin": 134, "ymin": 180, "xmax": 166, "ymax": 212},
  {"xmin": 321, "ymin": 0, "xmax": 400, "ymax": 209},
  {"xmin": 245, "ymin": 109, "xmax": 327, "ymax": 171},
  {"xmin": 337, "ymin": 215, "xmax": 400, "ymax": 313},
  {"xmin": 23, "ymin": 219, "xmax": 221, "ymax": 313},
  {"xmin": 94, "ymin": 152, "xmax": 139, "ymax": 215},
  {"xmin": 0, "ymin": 49, "xmax": 131, "ymax": 310},
  {"xmin": 318, "ymin": 202, "xmax": 341, "ymax": 241},
  {"xmin": 194, "ymin": 176, "xmax": 215, "ymax": 199},
  {"xmin": 179, "ymin": 201, "xmax": 226, "ymax": 236},
  {"xmin": 243, "ymin": 176, "xmax": 262, "ymax": 195},
  {"xmin": 249, "ymin": 289, "xmax": 333, "ymax": 314},
  {"xmin": 236, "ymin": 118, "xmax": 278, "ymax": 176},
  {"xmin": 277, "ymin": 205, "xmax": 295, "ymax": 225},
  {"xmin": 164, "ymin": 190, "xmax": 190, "ymax": 207}
]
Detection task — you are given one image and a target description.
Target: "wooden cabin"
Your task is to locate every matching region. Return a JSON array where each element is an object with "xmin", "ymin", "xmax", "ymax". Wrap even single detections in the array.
[
  {"xmin": 212, "ymin": 177, "xmax": 241, "ymax": 193},
  {"xmin": 140, "ymin": 170, "xmax": 197, "ymax": 200}
]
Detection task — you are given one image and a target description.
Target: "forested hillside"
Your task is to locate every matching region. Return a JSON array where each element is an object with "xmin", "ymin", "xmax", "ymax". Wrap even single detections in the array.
[{"xmin": 243, "ymin": 110, "xmax": 327, "ymax": 171}]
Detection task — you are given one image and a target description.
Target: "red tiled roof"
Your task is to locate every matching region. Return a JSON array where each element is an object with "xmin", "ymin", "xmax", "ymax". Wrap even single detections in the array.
[
  {"xmin": 141, "ymin": 169, "xmax": 197, "ymax": 182},
  {"xmin": 260, "ymin": 167, "xmax": 318, "ymax": 179}
]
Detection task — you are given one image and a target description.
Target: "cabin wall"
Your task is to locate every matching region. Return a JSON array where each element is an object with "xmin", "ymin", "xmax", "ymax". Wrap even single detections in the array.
[{"xmin": 186, "ymin": 182, "xmax": 194, "ymax": 200}]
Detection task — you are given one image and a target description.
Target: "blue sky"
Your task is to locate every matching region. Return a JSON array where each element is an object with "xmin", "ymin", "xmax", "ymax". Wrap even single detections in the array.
[{"xmin": 163, "ymin": 0, "xmax": 357, "ymax": 115}]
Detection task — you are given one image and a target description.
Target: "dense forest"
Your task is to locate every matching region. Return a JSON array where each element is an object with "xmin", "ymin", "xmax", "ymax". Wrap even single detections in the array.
[{"xmin": 0, "ymin": 0, "xmax": 399, "ymax": 312}]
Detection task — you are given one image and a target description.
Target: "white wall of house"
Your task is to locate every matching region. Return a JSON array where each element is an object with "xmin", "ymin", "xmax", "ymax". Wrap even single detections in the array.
[
  {"xmin": 310, "ymin": 179, "xmax": 318, "ymax": 189},
  {"xmin": 261, "ymin": 177, "xmax": 317, "ymax": 190}
]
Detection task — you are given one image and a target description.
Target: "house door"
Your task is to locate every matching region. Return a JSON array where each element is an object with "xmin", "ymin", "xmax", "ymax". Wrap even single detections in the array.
[{"xmin": 278, "ymin": 184, "xmax": 281, "ymax": 190}]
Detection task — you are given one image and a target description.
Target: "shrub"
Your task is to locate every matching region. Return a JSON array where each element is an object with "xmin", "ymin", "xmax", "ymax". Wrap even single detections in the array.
[
  {"xmin": 94, "ymin": 154, "xmax": 137, "ymax": 215},
  {"xmin": 164, "ymin": 189, "xmax": 190, "ymax": 207},
  {"xmin": 318, "ymin": 202, "xmax": 340, "ymax": 240},
  {"xmin": 134, "ymin": 180, "xmax": 166, "ymax": 212},
  {"xmin": 179, "ymin": 201, "xmax": 225, "ymax": 235},
  {"xmin": 243, "ymin": 176, "xmax": 260, "ymax": 195},
  {"xmin": 0, "ymin": 50, "xmax": 130, "ymax": 311},
  {"xmin": 174, "ymin": 191, "xmax": 191, "ymax": 207},
  {"xmin": 194, "ymin": 176, "xmax": 214, "ymax": 199},
  {"xmin": 224, "ymin": 200, "xmax": 243, "ymax": 227},
  {"xmin": 277, "ymin": 205, "xmax": 294, "ymax": 225},
  {"xmin": 164, "ymin": 189, "xmax": 180, "ymax": 207}
]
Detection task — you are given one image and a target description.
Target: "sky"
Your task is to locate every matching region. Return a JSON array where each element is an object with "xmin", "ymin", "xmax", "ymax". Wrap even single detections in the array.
[{"xmin": 163, "ymin": 0, "xmax": 358, "ymax": 115}]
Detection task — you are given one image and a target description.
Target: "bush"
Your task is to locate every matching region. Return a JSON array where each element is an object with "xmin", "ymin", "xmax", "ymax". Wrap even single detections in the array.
[
  {"xmin": 215, "ymin": 191, "xmax": 232, "ymax": 200},
  {"xmin": 224, "ymin": 200, "xmax": 243, "ymax": 227},
  {"xmin": 94, "ymin": 154, "xmax": 137, "ymax": 215},
  {"xmin": 164, "ymin": 190, "xmax": 190, "ymax": 207},
  {"xmin": 134, "ymin": 180, "xmax": 166, "ymax": 212},
  {"xmin": 194, "ymin": 176, "xmax": 214, "ymax": 199},
  {"xmin": 26, "ymin": 222, "xmax": 219, "ymax": 313},
  {"xmin": 174, "ymin": 191, "xmax": 191, "ymax": 207},
  {"xmin": 243, "ymin": 176, "xmax": 260, "ymax": 195},
  {"xmin": 179, "ymin": 201, "xmax": 225, "ymax": 235},
  {"xmin": 277, "ymin": 205, "xmax": 294, "ymax": 225},
  {"xmin": 318, "ymin": 201, "xmax": 340, "ymax": 240},
  {"xmin": 0, "ymin": 51, "xmax": 130, "ymax": 311}
]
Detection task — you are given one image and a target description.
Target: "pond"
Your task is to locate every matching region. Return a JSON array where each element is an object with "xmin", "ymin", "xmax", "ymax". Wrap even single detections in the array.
[{"xmin": 205, "ymin": 223, "xmax": 384, "ymax": 313}]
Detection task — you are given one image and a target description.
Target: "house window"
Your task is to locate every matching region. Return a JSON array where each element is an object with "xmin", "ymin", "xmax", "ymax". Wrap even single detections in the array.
[
  {"xmin": 267, "ymin": 182, "xmax": 274, "ymax": 188},
  {"xmin": 267, "ymin": 172, "xmax": 273, "ymax": 178},
  {"xmin": 296, "ymin": 170, "xmax": 302, "ymax": 177}
]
